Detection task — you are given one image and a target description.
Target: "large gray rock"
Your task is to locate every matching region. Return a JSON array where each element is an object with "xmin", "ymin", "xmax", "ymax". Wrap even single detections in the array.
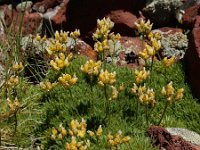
[{"xmin": 166, "ymin": 128, "xmax": 200, "ymax": 146}]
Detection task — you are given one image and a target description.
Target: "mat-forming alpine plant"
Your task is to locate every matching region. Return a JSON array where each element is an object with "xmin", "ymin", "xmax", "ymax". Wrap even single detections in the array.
[{"xmin": 158, "ymin": 81, "xmax": 184, "ymax": 125}]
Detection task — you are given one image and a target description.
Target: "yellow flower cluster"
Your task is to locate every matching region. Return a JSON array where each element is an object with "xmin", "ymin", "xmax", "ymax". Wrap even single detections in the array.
[
  {"xmin": 134, "ymin": 19, "xmax": 153, "ymax": 36},
  {"xmin": 50, "ymin": 52, "xmax": 73, "ymax": 71},
  {"xmin": 162, "ymin": 56, "xmax": 175, "ymax": 68},
  {"xmin": 131, "ymin": 84, "xmax": 156, "ymax": 107},
  {"xmin": 58, "ymin": 73, "xmax": 78, "ymax": 88},
  {"xmin": 93, "ymin": 17, "xmax": 120, "ymax": 54},
  {"xmin": 68, "ymin": 119, "xmax": 87, "ymax": 138},
  {"xmin": 12, "ymin": 62, "xmax": 24, "ymax": 73},
  {"xmin": 134, "ymin": 67, "xmax": 150, "ymax": 84},
  {"xmin": 161, "ymin": 81, "xmax": 184, "ymax": 102},
  {"xmin": 6, "ymin": 75, "xmax": 19, "ymax": 88},
  {"xmin": 107, "ymin": 130, "xmax": 130, "ymax": 149},
  {"xmin": 93, "ymin": 17, "xmax": 114, "ymax": 41},
  {"xmin": 176, "ymin": 88, "xmax": 184, "ymax": 101},
  {"xmin": 98, "ymin": 70, "xmax": 116, "ymax": 87},
  {"xmin": 94, "ymin": 40, "xmax": 110, "ymax": 53},
  {"xmin": 47, "ymin": 30, "xmax": 79, "ymax": 71},
  {"xmin": 148, "ymin": 32, "xmax": 161, "ymax": 41},
  {"xmin": 35, "ymin": 34, "xmax": 47, "ymax": 42},
  {"xmin": 51, "ymin": 124, "xmax": 67, "ymax": 140},
  {"xmin": 80, "ymin": 60, "xmax": 102, "ymax": 78},
  {"xmin": 47, "ymin": 38, "xmax": 67, "ymax": 55},
  {"xmin": 66, "ymin": 136, "xmax": 90, "ymax": 150},
  {"xmin": 54, "ymin": 30, "xmax": 69, "ymax": 43},
  {"xmin": 70, "ymin": 29, "xmax": 81, "ymax": 39},
  {"xmin": 7, "ymin": 97, "xmax": 21, "ymax": 111},
  {"xmin": 40, "ymin": 80, "xmax": 57, "ymax": 91},
  {"xmin": 139, "ymin": 39, "xmax": 161, "ymax": 60}
]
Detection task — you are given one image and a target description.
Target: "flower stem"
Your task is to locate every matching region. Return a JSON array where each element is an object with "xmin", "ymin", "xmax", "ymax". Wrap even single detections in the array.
[
  {"xmin": 158, "ymin": 101, "xmax": 169, "ymax": 125},
  {"xmin": 145, "ymin": 105, "xmax": 149, "ymax": 126},
  {"xmin": 68, "ymin": 88, "xmax": 73, "ymax": 101}
]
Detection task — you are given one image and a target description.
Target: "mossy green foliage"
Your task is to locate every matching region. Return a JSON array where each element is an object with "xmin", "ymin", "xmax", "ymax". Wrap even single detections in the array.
[{"xmin": 1, "ymin": 56, "xmax": 200, "ymax": 150}]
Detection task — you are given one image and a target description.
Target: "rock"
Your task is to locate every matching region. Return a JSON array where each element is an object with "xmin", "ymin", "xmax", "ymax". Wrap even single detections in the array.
[
  {"xmin": 185, "ymin": 16, "xmax": 200, "ymax": 100},
  {"xmin": 115, "ymin": 36, "xmax": 145, "ymax": 68},
  {"xmin": 166, "ymin": 128, "xmax": 200, "ymax": 146},
  {"xmin": 21, "ymin": 12, "xmax": 43, "ymax": 34},
  {"xmin": 65, "ymin": 0, "xmax": 146, "ymax": 42},
  {"xmin": 51, "ymin": 0, "xmax": 69, "ymax": 28},
  {"xmin": 143, "ymin": 0, "xmax": 183, "ymax": 26},
  {"xmin": 106, "ymin": 10, "xmax": 139, "ymax": 36},
  {"xmin": 76, "ymin": 40, "xmax": 97, "ymax": 60},
  {"xmin": 0, "ymin": 4, "xmax": 15, "ymax": 27},
  {"xmin": 182, "ymin": 3, "xmax": 200, "ymax": 27},
  {"xmin": 148, "ymin": 125, "xmax": 200, "ymax": 150},
  {"xmin": 33, "ymin": 0, "xmax": 59, "ymax": 13},
  {"xmin": 16, "ymin": 1, "xmax": 33, "ymax": 12}
]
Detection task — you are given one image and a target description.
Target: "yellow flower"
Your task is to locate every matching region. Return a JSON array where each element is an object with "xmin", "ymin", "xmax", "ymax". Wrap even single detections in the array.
[
  {"xmin": 138, "ymin": 49, "xmax": 148, "ymax": 60},
  {"xmin": 176, "ymin": 88, "xmax": 184, "ymax": 101},
  {"xmin": 87, "ymin": 130, "xmax": 95, "ymax": 137},
  {"xmin": 148, "ymin": 32, "xmax": 161, "ymax": 40},
  {"xmin": 93, "ymin": 17, "xmax": 114, "ymax": 41},
  {"xmin": 161, "ymin": 81, "xmax": 175, "ymax": 103},
  {"xmin": 162, "ymin": 56, "xmax": 175, "ymax": 68},
  {"xmin": 70, "ymin": 29, "xmax": 80, "ymax": 39},
  {"xmin": 150, "ymin": 38, "xmax": 161, "ymax": 51},
  {"xmin": 52, "ymin": 127, "xmax": 58, "ymax": 135},
  {"xmin": 96, "ymin": 125, "xmax": 103, "ymax": 137},
  {"xmin": 98, "ymin": 70, "xmax": 116, "ymax": 87},
  {"xmin": 94, "ymin": 40, "xmax": 109, "ymax": 53},
  {"xmin": 66, "ymin": 136, "xmax": 77, "ymax": 150},
  {"xmin": 135, "ymin": 67, "xmax": 150, "ymax": 84},
  {"xmin": 119, "ymin": 83, "xmax": 125, "ymax": 92},
  {"xmin": 40, "ymin": 80, "xmax": 57, "ymax": 91},
  {"xmin": 7, "ymin": 75, "xmax": 19, "ymax": 88},
  {"xmin": 55, "ymin": 30, "xmax": 69, "ymax": 42},
  {"xmin": 58, "ymin": 133, "xmax": 63, "ymax": 140},
  {"xmin": 58, "ymin": 74, "xmax": 78, "ymax": 88},
  {"xmin": 12, "ymin": 62, "xmax": 24, "ymax": 72},
  {"xmin": 109, "ymin": 86, "xmax": 119, "ymax": 100},
  {"xmin": 80, "ymin": 60, "xmax": 102, "ymax": 77},
  {"xmin": 122, "ymin": 136, "xmax": 130, "ymax": 143},
  {"xmin": 7, "ymin": 97, "xmax": 20, "ymax": 111},
  {"xmin": 77, "ymin": 130, "xmax": 86, "ymax": 138},
  {"xmin": 58, "ymin": 124, "xmax": 67, "ymax": 136},
  {"xmin": 134, "ymin": 19, "xmax": 153, "ymax": 35}
]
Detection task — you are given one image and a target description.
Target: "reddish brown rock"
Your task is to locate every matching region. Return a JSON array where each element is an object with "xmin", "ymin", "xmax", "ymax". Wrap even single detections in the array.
[
  {"xmin": 65, "ymin": 0, "xmax": 146, "ymax": 42},
  {"xmin": 77, "ymin": 40, "xmax": 97, "ymax": 60},
  {"xmin": 21, "ymin": 12, "xmax": 43, "ymax": 34},
  {"xmin": 33, "ymin": 0, "xmax": 59, "ymax": 13},
  {"xmin": 182, "ymin": 3, "xmax": 200, "ymax": 27},
  {"xmin": 106, "ymin": 10, "xmax": 139, "ymax": 36},
  {"xmin": 185, "ymin": 18, "xmax": 200, "ymax": 100},
  {"xmin": 116, "ymin": 36, "xmax": 145, "ymax": 68},
  {"xmin": 148, "ymin": 126, "xmax": 200, "ymax": 150},
  {"xmin": 0, "ymin": 5, "xmax": 16, "ymax": 27},
  {"xmin": 51, "ymin": 0, "xmax": 69, "ymax": 27},
  {"xmin": 157, "ymin": 27, "xmax": 183, "ymax": 34}
]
